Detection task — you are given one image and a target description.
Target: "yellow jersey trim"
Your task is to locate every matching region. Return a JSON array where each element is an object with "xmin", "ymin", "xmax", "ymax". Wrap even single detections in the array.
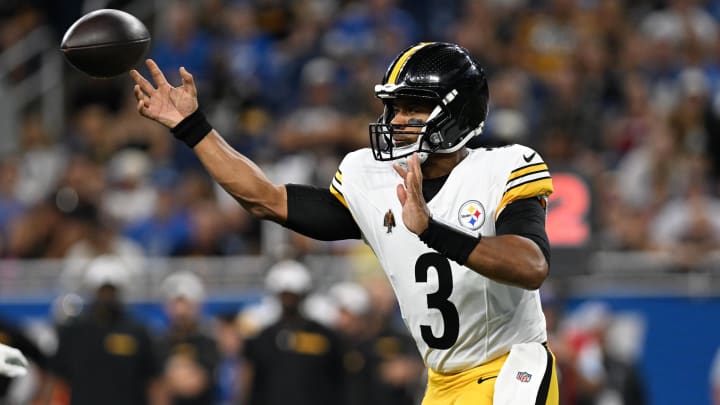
[
  {"xmin": 330, "ymin": 184, "xmax": 348, "ymax": 208},
  {"xmin": 329, "ymin": 169, "xmax": 348, "ymax": 208},
  {"xmin": 507, "ymin": 163, "xmax": 548, "ymax": 183},
  {"xmin": 495, "ymin": 178, "xmax": 554, "ymax": 220}
]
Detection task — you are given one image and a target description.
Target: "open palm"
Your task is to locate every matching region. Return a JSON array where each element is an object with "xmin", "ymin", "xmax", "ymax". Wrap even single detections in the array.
[
  {"xmin": 393, "ymin": 153, "xmax": 431, "ymax": 235},
  {"xmin": 130, "ymin": 59, "xmax": 198, "ymax": 128}
]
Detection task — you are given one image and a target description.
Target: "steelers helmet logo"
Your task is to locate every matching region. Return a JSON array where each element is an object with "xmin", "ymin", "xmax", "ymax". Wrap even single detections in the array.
[{"xmin": 458, "ymin": 200, "xmax": 485, "ymax": 231}]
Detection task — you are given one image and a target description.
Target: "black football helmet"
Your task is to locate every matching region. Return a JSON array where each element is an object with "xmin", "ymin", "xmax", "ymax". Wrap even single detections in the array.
[{"xmin": 369, "ymin": 42, "xmax": 489, "ymax": 162}]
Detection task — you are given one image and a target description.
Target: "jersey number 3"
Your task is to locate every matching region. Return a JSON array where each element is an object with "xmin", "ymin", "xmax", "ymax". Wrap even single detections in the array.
[{"xmin": 415, "ymin": 253, "xmax": 459, "ymax": 350}]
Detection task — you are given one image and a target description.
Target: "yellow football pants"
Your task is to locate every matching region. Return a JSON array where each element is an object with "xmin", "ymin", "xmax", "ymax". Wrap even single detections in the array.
[{"xmin": 421, "ymin": 347, "xmax": 559, "ymax": 405}]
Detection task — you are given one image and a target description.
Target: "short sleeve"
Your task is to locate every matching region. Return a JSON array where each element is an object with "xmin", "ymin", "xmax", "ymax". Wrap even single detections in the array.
[{"xmin": 495, "ymin": 146, "xmax": 553, "ymax": 220}]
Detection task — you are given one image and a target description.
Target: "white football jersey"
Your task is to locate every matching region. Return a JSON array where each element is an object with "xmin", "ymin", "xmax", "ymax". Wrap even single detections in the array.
[{"xmin": 329, "ymin": 145, "xmax": 554, "ymax": 373}]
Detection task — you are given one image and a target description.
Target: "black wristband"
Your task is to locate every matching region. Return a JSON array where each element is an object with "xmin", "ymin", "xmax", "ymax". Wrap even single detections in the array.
[
  {"xmin": 170, "ymin": 109, "xmax": 212, "ymax": 148},
  {"xmin": 419, "ymin": 217, "xmax": 481, "ymax": 265}
]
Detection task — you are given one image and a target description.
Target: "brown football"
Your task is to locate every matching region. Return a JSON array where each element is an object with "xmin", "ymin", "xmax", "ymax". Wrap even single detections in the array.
[{"xmin": 61, "ymin": 9, "xmax": 150, "ymax": 78}]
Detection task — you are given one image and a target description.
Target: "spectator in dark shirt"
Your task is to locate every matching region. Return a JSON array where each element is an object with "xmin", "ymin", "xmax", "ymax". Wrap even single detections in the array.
[
  {"xmin": 51, "ymin": 256, "xmax": 163, "ymax": 405},
  {"xmin": 330, "ymin": 280, "xmax": 423, "ymax": 405},
  {"xmin": 157, "ymin": 270, "xmax": 219, "ymax": 405},
  {"xmin": 241, "ymin": 260, "xmax": 344, "ymax": 405}
]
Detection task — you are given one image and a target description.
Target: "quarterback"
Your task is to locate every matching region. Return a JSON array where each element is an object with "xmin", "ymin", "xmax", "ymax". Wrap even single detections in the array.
[{"xmin": 131, "ymin": 42, "xmax": 559, "ymax": 404}]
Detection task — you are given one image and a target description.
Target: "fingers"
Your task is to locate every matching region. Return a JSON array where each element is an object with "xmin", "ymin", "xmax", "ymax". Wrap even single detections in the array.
[
  {"xmin": 136, "ymin": 98, "xmax": 148, "ymax": 116},
  {"xmin": 405, "ymin": 154, "xmax": 424, "ymax": 201},
  {"xmin": 130, "ymin": 69, "xmax": 156, "ymax": 95},
  {"xmin": 133, "ymin": 84, "xmax": 143, "ymax": 102},
  {"xmin": 404, "ymin": 169, "xmax": 423, "ymax": 204},
  {"xmin": 136, "ymin": 99, "xmax": 152, "ymax": 118},
  {"xmin": 393, "ymin": 162, "xmax": 407, "ymax": 179},
  {"xmin": 396, "ymin": 184, "xmax": 407, "ymax": 206},
  {"xmin": 146, "ymin": 59, "xmax": 169, "ymax": 87},
  {"xmin": 179, "ymin": 67, "xmax": 197, "ymax": 98},
  {"xmin": 409, "ymin": 153, "xmax": 423, "ymax": 181},
  {"xmin": 133, "ymin": 85, "xmax": 150, "ymax": 108},
  {"xmin": 394, "ymin": 163, "xmax": 409, "ymax": 206},
  {"xmin": 394, "ymin": 154, "xmax": 425, "ymax": 205},
  {"xmin": 134, "ymin": 86, "xmax": 152, "ymax": 118}
]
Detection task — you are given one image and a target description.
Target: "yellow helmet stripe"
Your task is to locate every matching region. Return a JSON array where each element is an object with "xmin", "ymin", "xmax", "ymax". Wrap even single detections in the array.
[{"xmin": 387, "ymin": 42, "xmax": 432, "ymax": 84}]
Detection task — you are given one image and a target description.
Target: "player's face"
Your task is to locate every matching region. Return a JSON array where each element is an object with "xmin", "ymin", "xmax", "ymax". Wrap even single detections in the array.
[{"xmin": 389, "ymin": 98, "xmax": 434, "ymax": 146}]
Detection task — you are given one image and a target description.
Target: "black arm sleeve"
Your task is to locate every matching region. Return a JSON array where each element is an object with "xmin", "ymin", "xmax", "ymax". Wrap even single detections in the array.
[
  {"xmin": 495, "ymin": 197, "xmax": 551, "ymax": 265},
  {"xmin": 284, "ymin": 184, "xmax": 362, "ymax": 241}
]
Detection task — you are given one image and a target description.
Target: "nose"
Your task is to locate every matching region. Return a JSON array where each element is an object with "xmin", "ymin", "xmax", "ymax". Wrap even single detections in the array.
[{"xmin": 390, "ymin": 116, "xmax": 423, "ymax": 147}]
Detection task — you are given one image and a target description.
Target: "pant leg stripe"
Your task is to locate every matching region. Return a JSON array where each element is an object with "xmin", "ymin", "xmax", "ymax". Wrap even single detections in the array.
[{"xmin": 534, "ymin": 346, "xmax": 554, "ymax": 405}]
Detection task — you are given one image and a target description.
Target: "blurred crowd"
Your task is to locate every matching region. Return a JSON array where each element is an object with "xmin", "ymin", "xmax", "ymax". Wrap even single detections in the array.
[
  {"xmin": 0, "ymin": 256, "xmax": 649, "ymax": 405},
  {"xmin": 0, "ymin": 257, "xmax": 427, "ymax": 405},
  {"xmin": 0, "ymin": 0, "xmax": 719, "ymax": 270}
]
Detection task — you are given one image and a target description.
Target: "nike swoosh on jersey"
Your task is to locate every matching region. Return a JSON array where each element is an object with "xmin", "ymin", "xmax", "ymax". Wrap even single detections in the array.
[
  {"xmin": 477, "ymin": 375, "xmax": 497, "ymax": 384},
  {"xmin": 523, "ymin": 152, "xmax": 536, "ymax": 162}
]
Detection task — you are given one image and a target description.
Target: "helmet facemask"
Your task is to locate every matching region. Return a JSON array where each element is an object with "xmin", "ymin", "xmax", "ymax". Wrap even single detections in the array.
[
  {"xmin": 369, "ymin": 86, "xmax": 483, "ymax": 165},
  {"xmin": 369, "ymin": 94, "xmax": 446, "ymax": 164}
]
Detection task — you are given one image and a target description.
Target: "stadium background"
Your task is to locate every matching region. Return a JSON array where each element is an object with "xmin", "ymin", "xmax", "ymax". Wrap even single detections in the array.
[{"xmin": 1, "ymin": 0, "xmax": 720, "ymax": 404}]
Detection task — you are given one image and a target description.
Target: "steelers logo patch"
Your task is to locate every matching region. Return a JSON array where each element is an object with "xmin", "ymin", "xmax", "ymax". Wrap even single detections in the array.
[{"xmin": 458, "ymin": 200, "xmax": 485, "ymax": 231}]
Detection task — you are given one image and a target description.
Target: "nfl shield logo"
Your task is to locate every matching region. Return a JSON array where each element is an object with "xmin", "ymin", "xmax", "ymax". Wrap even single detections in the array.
[{"xmin": 516, "ymin": 371, "xmax": 532, "ymax": 383}]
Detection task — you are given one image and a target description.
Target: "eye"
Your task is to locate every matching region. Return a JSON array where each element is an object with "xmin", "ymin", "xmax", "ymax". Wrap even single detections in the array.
[{"xmin": 406, "ymin": 104, "xmax": 423, "ymax": 114}]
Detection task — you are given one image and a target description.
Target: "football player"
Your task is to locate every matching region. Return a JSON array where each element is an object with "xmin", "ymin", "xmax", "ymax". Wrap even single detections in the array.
[{"xmin": 131, "ymin": 41, "xmax": 559, "ymax": 404}]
